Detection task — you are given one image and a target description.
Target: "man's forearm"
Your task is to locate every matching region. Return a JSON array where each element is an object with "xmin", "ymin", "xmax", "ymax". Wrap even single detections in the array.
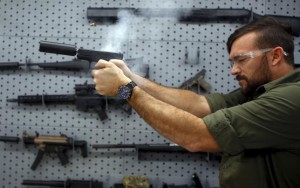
[
  {"xmin": 129, "ymin": 73, "xmax": 211, "ymax": 117},
  {"xmin": 128, "ymin": 86, "xmax": 220, "ymax": 152}
]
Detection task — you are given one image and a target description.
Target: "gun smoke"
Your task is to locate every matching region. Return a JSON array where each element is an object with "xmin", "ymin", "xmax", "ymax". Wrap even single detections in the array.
[
  {"xmin": 101, "ymin": 1, "xmax": 192, "ymax": 53},
  {"xmin": 100, "ymin": 1, "xmax": 193, "ymax": 86},
  {"xmin": 101, "ymin": 10, "xmax": 136, "ymax": 53}
]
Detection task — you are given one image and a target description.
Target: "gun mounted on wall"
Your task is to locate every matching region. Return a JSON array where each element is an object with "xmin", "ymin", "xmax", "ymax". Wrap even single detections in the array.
[
  {"xmin": 6, "ymin": 82, "xmax": 132, "ymax": 120},
  {"xmin": 0, "ymin": 41, "xmax": 123, "ymax": 71},
  {"xmin": 87, "ymin": 8, "xmax": 300, "ymax": 37},
  {"xmin": 22, "ymin": 179, "xmax": 103, "ymax": 187},
  {"xmin": 0, "ymin": 132, "xmax": 88, "ymax": 170},
  {"xmin": 179, "ymin": 69, "xmax": 212, "ymax": 93}
]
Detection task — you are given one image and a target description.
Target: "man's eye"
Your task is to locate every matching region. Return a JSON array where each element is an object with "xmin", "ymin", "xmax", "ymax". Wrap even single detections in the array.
[{"xmin": 235, "ymin": 56, "xmax": 248, "ymax": 63}]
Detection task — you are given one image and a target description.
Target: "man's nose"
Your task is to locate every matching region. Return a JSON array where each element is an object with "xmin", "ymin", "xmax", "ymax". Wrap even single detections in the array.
[{"xmin": 230, "ymin": 63, "xmax": 241, "ymax": 75}]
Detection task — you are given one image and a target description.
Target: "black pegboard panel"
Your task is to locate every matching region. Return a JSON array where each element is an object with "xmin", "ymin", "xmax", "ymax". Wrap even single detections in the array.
[{"xmin": 0, "ymin": 0, "xmax": 299, "ymax": 187}]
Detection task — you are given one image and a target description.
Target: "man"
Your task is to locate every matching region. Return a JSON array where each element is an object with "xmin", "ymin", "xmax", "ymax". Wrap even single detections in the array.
[{"xmin": 92, "ymin": 17, "xmax": 300, "ymax": 188}]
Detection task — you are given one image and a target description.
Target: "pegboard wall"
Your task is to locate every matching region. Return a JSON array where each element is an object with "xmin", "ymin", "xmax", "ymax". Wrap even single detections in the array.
[{"xmin": 0, "ymin": 0, "xmax": 300, "ymax": 187}]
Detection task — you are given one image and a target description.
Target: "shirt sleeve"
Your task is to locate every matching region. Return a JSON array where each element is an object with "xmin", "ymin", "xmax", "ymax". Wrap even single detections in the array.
[
  {"xmin": 203, "ymin": 110, "xmax": 245, "ymax": 155},
  {"xmin": 205, "ymin": 89, "xmax": 248, "ymax": 113}
]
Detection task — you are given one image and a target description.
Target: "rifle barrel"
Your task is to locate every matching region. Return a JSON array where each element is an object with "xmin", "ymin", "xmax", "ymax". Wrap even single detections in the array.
[
  {"xmin": 0, "ymin": 136, "xmax": 20, "ymax": 143},
  {"xmin": 0, "ymin": 62, "xmax": 21, "ymax": 69}
]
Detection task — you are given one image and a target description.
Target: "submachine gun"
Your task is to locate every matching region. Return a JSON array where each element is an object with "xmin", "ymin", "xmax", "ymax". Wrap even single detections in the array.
[
  {"xmin": 0, "ymin": 132, "xmax": 88, "ymax": 170},
  {"xmin": 7, "ymin": 82, "xmax": 132, "ymax": 120},
  {"xmin": 22, "ymin": 131, "xmax": 88, "ymax": 170}
]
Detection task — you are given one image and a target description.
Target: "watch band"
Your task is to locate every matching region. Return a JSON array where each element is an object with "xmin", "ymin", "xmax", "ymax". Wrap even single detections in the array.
[
  {"xmin": 118, "ymin": 81, "xmax": 137, "ymax": 100},
  {"xmin": 127, "ymin": 81, "xmax": 137, "ymax": 89}
]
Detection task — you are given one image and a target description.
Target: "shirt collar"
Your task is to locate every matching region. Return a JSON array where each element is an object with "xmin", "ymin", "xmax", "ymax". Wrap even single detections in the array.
[{"xmin": 253, "ymin": 68, "xmax": 300, "ymax": 99}]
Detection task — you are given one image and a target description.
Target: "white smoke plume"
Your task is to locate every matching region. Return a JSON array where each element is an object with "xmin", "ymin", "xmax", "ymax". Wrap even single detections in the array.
[
  {"xmin": 101, "ymin": 0, "xmax": 192, "ymax": 53},
  {"xmin": 101, "ymin": 10, "xmax": 136, "ymax": 53}
]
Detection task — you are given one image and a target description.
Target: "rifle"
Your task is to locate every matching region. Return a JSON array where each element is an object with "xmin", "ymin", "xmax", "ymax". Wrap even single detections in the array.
[
  {"xmin": 22, "ymin": 179, "xmax": 103, "ymax": 188},
  {"xmin": 0, "ymin": 41, "xmax": 123, "ymax": 70},
  {"xmin": 0, "ymin": 131, "xmax": 88, "ymax": 170},
  {"xmin": 93, "ymin": 143, "xmax": 222, "ymax": 162},
  {"xmin": 0, "ymin": 57, "xmax": 149, "ymax": 74},
  {"xmin": 0, "ymin": 59, "xmax": 90, "ymax": 71},
  {"xmin": 179, "ymin": 69, "xmax": 211, "ymax": 92},
  {"xmin": 92, "ymin": 143, "xmax": 189, "ymax": 152},
  {"xmin": 39, "ymin": 40, "xmax": 123, "ymax": 63},
  {"xmin": 6, "ymin": 82, "xmax": 132, "ymax": 120},
  {"xmin": 87, "ymin": 8, "xmax": 300, "ymax": 37}
]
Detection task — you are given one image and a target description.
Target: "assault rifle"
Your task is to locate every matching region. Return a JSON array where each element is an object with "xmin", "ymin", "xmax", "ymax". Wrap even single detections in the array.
[
  {"xmin": 0, "ymin": 132, "xmax": 88, "ymax": 170},
  {"xmin": 0, "ymin": 59, "xmax": 90, "ymax": 71},
  {"xmin": 179, "ymin": 69, "xmax": 211, "ymax": 92},
  {"xmin": 0, "ymin": 57, "xmax": 149, "ymax": 76},
  {"xmin": 22, "ymin": 179, "xmax": 103, "ymax": 188},
  {"xmin": 93, "ymin": 143, "xmax": 222, "ymax": 161},
  {"xmin": 92, "ymin": 143, "xmax": 188, "ymax": 152},
  {"xmin": 87, "ymin": 8, "xmax": 300, "ymax": 37},
  {"xmin": 0, "ymin": 41, "xmax": 123, "ymax": 70},
  {"xmin": 7, "ymin": 82, "xmax": 132, "ymax": 120}
]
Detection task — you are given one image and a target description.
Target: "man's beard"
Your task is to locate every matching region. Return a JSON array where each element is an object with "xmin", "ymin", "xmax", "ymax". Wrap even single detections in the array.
[{"xmin": 238, "ymin": 56, "xmax": 272, "ymax": 96}]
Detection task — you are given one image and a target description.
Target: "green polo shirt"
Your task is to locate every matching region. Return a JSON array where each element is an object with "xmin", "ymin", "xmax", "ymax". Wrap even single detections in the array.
[{"xmin": 203, "ymin": 69, "xmax": 300, "ymax": 188}]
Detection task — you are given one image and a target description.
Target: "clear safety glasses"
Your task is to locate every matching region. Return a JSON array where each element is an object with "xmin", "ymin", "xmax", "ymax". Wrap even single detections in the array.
[{"xmin": 229, "ymin": 48, "xmax": 288, "ymax": 67}]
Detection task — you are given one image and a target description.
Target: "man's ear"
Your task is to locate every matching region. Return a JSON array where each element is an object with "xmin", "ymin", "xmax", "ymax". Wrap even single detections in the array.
[{"xmin": 271, "ymin": 47, "xmax": 285, "ymax": 66}]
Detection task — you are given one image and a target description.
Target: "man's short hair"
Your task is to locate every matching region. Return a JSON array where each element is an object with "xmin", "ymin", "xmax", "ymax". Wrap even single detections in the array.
[{"xmin": 226, "ymin": 17, "xmax": 294, "ymax": 65}]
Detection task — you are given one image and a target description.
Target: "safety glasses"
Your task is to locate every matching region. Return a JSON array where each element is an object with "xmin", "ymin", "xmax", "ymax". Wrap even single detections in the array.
[{"xmin": 229, "ymin": 48, "xmax": 288, "ymax": 67}]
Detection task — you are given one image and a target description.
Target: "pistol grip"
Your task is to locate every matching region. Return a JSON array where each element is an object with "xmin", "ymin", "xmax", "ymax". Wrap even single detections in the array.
[
  {"xmin": 94, "ymin": 106, "xmax": 108, "ymax": 120},
  {"xmin": 57, "ymin": 151, "xmax": 69, "ymax": 166}
]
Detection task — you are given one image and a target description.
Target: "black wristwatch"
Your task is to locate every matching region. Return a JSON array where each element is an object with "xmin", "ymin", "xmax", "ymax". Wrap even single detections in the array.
[{"xmin": 118, "ymin": 81, "xmax": 137, "ymax": 100}]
